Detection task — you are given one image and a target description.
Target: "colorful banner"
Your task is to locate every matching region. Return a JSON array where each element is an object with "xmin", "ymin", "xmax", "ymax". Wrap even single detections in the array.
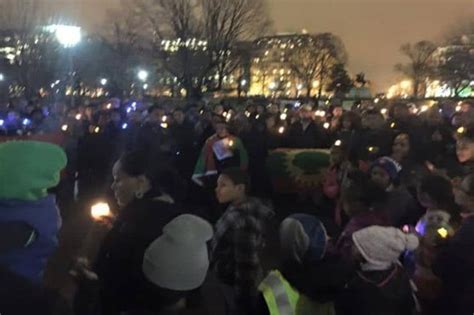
[{"xmin": 266, "ymin": 148, "xmax": 330, "ymax": 193}]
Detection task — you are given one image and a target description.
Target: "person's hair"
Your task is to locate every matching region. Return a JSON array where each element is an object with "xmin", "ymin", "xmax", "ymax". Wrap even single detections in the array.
[
  {"xmin": 341, "ymin": 170, "xmax": 386, "ymax": 212},
  {"xmin": 419, "ymin": 174, "xmax": 457, "ymax": 210},
  {"xmin": 148, "ymin": 105, "xmax": 163, "ymax": 115},
  {"xmin": 119, "ymin": 150, "xmax": 179, "ymax": 197},
  {"xmin": 458, "ymin": 126, "xmax": 474, "ymax": 143},
  {"xmin": 220, "ymin": 168, "xmax": 251, "ymax": 193},
  {"xmin": 340, "ymin": 111, "xmax": 361, "ymax": 130},
  {"xmin": 30, "ymin": 108, "xmax": 45, "ymax": 118}
]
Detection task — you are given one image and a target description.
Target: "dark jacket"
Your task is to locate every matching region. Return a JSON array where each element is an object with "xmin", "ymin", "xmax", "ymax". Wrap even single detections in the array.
[
  {"xmin": 0, "ymin": 196, "xmax": 61, "ymax": 283},
  {"xmin": 336, "ymin": 264, "xmax": 416, "ymax": 315},
  {"xmin": 432, "ymin": 215, "xmax": 474, "ymax": 314},
  {"xmin": 383, "ymin": 186, "xmax": 422, "ymax": 227},
  {"xmin": 286, "ymin": 121, "xmax": 325, "ymax": 149},
  {"xmin": 94, "ymin": 193, "xmax": 180, "ymax": 315}
]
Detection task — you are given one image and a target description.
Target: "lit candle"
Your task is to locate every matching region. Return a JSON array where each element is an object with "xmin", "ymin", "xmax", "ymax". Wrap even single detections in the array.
[{"xmin": 91, "ymin": 202, "xmax": 111, "ymax": 220}]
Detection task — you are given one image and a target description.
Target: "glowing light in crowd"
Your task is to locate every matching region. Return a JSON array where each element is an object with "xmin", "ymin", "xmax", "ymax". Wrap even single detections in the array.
[
  {"xmin": 46, "ymin": 25, "xmax": 81, "ymax": 48},
  {"xmin": 323, "ymin": 122, "xmax": 330, "ymax": 129},
  {"xmin": 162, "ymin": 116, "xmax": 168, "ymax": 122},
  {"xmin": 94, "ymin": 127, "xmax": 100, "ymax": 133},
  {"xmin": 245, "ymin": 111, "xmax": 250, "ymax": 117},
  {"xmin": 91, "ymin": 202, "xmax": 111, "ymax": 220},
  {"xmin": 106, "ymin": 103, "xmax": 112, "ymax": 109},
  {"xmin": 160, "ymin": 123, "xmax": 168, "ymax": 129},
  {"xmin": 241, "ymin": 79, "xmax": 247, "ymax": 86},
  {"xmin": 100, "ymin": 78, "xmax": 107, "ymax": 86},
  {"xmin": 0, "ymin": 119, "xmax": 4, "ymax": 126},
  {"xmin": 380, "ymin": 108, "xmax": 388, "ymax": 115},
  {"xmin": 456, "ymin": 105, "xmax": 462, "ymax": 112},
  {"xmin": 457, "ymin": 126, "xmax": 466, "ymax": 134},
  {"xmin": 75, "ymin": 114, "xmax": 82, "ymax": 120},
  {"xmin": 294, "ymin": 102, "xmax": 301, "ymax": 108},
  {"xmin": 437, "ymin": 227, "xmax": 448, "ymax": 239},
  {"xmin": 0, "ymin": 73, "xmax": 4, "ymax": 81},
  {"xmin": 334, "ymin": 140, "xmax": 342, "ymax": 147},
  {"xmin": 61, "ymin": 124, "xmax": 68, "ymax": 131},
  {"xmin": 390, "ymin": 122, "xmax": 396, "ymax": 129},
  {"xmin": 22, "ymin": 118, "xmax": 30, "ymax": 126},
  {"xmin": 280, "ymin": 113, "xmax": 287, "ymax": 120},
  {"xmin": 200, "ymin": 110, "xmax": 204, "ymax": 115},
  {"xmin": 374, "ymin": 98, "xmax": 380, "ymax": 104},
  {"xmin": 131, "ymin": 102, "xmax": 137, "ymax": 109},
  {"xmin": 143, "ymin": 83, "xmax": 149, "ymax": 90},
  {"xmin": 368, "ymin": 146, "xmax": 375, "ymax": 152},
  {"xmin": 256, "ymin": 114, "xmax": 260, "ymax": 119},
  {"xmin": 269, "ymin": 82, "xmax": 277, "ymax": 90},
  {"xmin": 138, "ymin": 70, "xmax": 149, "ymax": 82},
  {"xmin": 122, "ymin": 123, "xmax": 128, "ymax": 130},
  {"xmin": 126, "ymin": 107, "xmax": 132, "ymax": 113},
  {"xmin": 278, "ymin": 126, "xmax": 285, "ymax": 134},
  {"xmin": 228, "ymin": 139, "xmax": 234, "ymax": 147},
  {"xmin": 315, "ymin": 110, "xmax": 326, "ymax": 117},
  {"xmin": 420, "ymin": 105, "xmax": 429, "ymax": 113}
]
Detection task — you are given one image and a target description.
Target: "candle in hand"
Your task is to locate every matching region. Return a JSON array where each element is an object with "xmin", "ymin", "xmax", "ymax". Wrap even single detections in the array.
[{"xmin": 91, "ymin": 202, "xmax": 111, "ymax": 220}]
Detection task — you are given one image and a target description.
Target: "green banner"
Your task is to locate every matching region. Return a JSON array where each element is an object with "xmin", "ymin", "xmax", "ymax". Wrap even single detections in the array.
[{"xmin": 266, "ymin": 148, "xmax": 330, "ymax": 193}]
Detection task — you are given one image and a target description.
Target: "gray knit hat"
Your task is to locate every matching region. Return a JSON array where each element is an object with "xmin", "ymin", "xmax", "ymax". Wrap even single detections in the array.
[
  {"xmin": 352, "ymin": 226, "xmax": 419, "ymax": 269},
  {"xmin": 143, "ymin": 214, "xmax": 213, "ymax": 291}
]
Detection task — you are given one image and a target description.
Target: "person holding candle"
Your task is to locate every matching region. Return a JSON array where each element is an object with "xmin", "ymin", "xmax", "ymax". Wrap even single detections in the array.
[{"xmin": 72, "ymin": 150, "xmax": 181, "ymax": 315}]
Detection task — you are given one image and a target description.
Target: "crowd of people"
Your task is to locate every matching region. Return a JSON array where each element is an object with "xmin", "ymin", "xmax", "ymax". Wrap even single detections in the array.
[{"xmin": 1, "ymin": 96, "xmax": 474, "ymax": 315}]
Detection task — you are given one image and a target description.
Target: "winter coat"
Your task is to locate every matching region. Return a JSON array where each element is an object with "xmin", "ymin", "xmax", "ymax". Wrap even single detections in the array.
[
  {"xmin": 382, "ymin": 186, "xmax": 423, "ymax": 227},
  {"xmin": 432, "ymin": 215, "xmax": 474, "ymax": 314},
  {"xmin": 336, "ymin": 264, "xmax": 416, "ymax": 315},
  {"xmin": 94, "ymin": 193, "xmax": 181, "ymax": 315},
  {"xmin": 286, "ymin": 121, "xmax": 326, "ymax": 149},
  {"xmin": 0, "ymin": 196, "xmax": 61, "ymax": 283}
]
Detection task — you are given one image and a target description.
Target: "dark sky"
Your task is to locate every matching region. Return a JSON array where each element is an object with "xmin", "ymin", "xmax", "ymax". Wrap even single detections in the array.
[{"xmin": 53, "ymin": 0, "xmax": 474, "ymax": 92}]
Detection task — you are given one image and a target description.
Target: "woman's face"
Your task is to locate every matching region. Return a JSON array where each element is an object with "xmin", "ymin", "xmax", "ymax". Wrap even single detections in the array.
[
  {"xmin": 215, "ymin": 123, "xmax": 230, "ymax": 138},
  {"xmin": 392, "ymin": 134, "xmax": 410, "ymax": 160},
  {"xmin": 456, "ymin": 138, "xmax": 474, "ymax": 163},
  {"xmin": 111, "ymin": 161, "xmax": 147, "ymax": 208},
  {"xmin": 370, "ymin": 166, "xmax": 391, "ymax": 190},
  {"xmin": 215, "ymin": 175, "xmax": 244, "ymax": 204}
]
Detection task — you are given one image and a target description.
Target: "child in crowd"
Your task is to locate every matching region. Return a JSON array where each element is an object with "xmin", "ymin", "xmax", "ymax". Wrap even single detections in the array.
[
  {"xmin": 0, "ymin": 140, "xmax": 67, "ymax": 284},
  {"xmin": 124, "ymin": 214, "xmax": 226, "ymax": 315},
  {"xmin": 211, "ymin": 168, "xmax": 274, "ymax": 314},
  {"xmin": 257, "ymin": 213, "xmax": 351, "ymax": 315},
  {"xmin": 369, "ymin": 156, "xmax": 422, "ymax": 227},
  {"xmin": 337, "ymin": 226, "xmax": 419, "ymax": 315},
  {"xmin": 455, "ymin": 127, "xmax": 474, "ymax": 177},
  {"xmin": 336, "ymin": 171, "xmax": 389, "ymax": 261}
]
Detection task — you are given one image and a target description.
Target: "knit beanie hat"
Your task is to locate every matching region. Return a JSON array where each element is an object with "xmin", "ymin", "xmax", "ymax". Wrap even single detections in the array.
[
  {"xmin": 279, "ymin": 213, "xmax": 328, "ymax": 264},
  {"xmin": 370, "ymin": 156, "xmax": 402, "ymax": 182},
  {"xmin": 143, "ymin": 214, "xmax": 213, "ymax": 291},
  {"xmin": 352, "ymin": 226, "xmax": 419, "ymax": 270},
  {"xmin": 0, "ymin": 141, "xmax": 67, "ymax": 201}
]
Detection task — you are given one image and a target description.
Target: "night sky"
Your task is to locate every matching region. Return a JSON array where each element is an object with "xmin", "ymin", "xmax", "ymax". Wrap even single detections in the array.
[{"xmin": 50, "ymin": 0, "xmax": 474, "ymax": 92}]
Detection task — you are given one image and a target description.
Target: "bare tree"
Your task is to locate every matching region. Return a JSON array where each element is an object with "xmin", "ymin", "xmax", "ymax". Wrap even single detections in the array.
[
  {"xmin": 131, "ymin": 0, "xmax": 271, "ymax": 99},
  {"xmin": 288, "ymin": 33, "xmax": 347, "ymax": 98},
  {"xmin": 438, "ymin": 49, "xmax": 474, "ymax": 97},
  {"xmin": 395, "ymin": 41, "xmax": 437, "ymax": 98},
  {"xmin": 100, "ymin": 0, "xmax": 148, "ymax": 96},
  {"xmin": 0, "ymin": 0, "xmax": 57, "ymax": 98}
]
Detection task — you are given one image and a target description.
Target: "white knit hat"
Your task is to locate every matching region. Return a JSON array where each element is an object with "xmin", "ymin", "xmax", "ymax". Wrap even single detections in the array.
[
  {"xmin": 143, "ymin": 214, "xmax": 213, "ymax": 291},
  {"xmin": 352, "ymin": 226, "xmax": 419, "ymax": 269}
]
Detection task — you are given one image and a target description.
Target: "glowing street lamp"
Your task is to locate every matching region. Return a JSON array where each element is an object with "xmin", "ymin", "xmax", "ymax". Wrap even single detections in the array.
[
  {"xmin": 138, "ymin": 70, "xmax": 149, "ymax": 82},
  {"xmin": 46, "ymin": 25, "xmax": 81, "ymax": 48}
]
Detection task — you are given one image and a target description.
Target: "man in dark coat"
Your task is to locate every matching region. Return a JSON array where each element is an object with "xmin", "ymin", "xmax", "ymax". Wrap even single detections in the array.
[{"xmin": 286, "ymin": 105, "xmax": 326, "ymax": 149}]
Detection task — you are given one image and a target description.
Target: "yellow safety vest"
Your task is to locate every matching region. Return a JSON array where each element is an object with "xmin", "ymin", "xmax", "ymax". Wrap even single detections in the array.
[{"xmin": 258, "ymin": 270, "xmax": 336, "ymax": 315}]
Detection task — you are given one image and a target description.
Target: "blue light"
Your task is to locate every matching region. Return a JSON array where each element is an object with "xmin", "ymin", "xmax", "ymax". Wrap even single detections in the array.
[
  {"xmin": 22, "ymin": 118, "xmax": 31, "ymax": 126},
  {"xmin": 126, "ymin": 107, "xmax": 132, "ymax": 113},
  {"xmin": 0, "ymin": 119, "xmax": 4, "ymax": 126},
  {"xmin": 122, "ymin": 123, "xmax": 128, "ymax": 130},
  {"xmin": 131, "ymin": 102, "xmax": 137, "ymax": 109}
]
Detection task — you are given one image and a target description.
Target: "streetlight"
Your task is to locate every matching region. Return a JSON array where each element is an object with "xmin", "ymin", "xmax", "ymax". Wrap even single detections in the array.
[
  {"xmin": 138, "ymin": 70, "xmax": 149, "ymax": 82},
  {"xmin": 46, "ymin": 24, "xmax": 81, "ymax": 48}
]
